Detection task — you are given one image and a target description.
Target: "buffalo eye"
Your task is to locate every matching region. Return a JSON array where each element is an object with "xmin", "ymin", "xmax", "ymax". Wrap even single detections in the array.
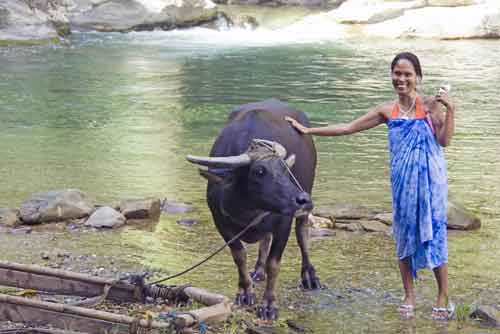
[{"xmin": 254, "ymin": 166, "xmax": 266, "ymax": 178}]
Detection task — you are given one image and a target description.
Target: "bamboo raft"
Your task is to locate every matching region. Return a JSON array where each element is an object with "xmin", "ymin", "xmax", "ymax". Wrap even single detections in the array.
[{"xmin": 0, "ymin": 261, "xmax": 232, "ymax": 333}]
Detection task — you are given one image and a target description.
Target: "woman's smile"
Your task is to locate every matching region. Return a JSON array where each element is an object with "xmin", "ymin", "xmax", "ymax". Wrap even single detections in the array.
[{"xmin": 391, "ymin": 59, "xmax": 418, "ymax": 94}]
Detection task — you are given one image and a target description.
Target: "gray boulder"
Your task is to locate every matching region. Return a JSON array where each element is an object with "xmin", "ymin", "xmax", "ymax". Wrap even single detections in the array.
[
  {"xmin": 2, "ymin": 0, "xmax": 218, "ymax": 44},
  {"xmin": 160, "ymin": 0, "xmax": 217, "ymax": 27},
  {"xmin": 19, "ymin": 189, "xmax": 93, "ymax": 224},
  {"xmin": 308, "ymin": 214, "xmax": 335, "ymax": 229},
  {"xmin": 470, "ymin": 305, "xmax": 500, "ymax": 327},
  {"xmin": 358, "ymin": 220, "xmax": 391, "ymax": 234},
  {"xmin": 230, "ymin": 14, "xmax": 259, "ymax": 29},
  {"xmin": 362, "ymin": 1, "xmax": 500, "ymax": 39},
  {"xmin": 373, "ymin": 212, "xmax": 393, "ymax": 226},
  {"xmin": 119, "ymin": 197, "xmax": 161, "ymax": 220},
  {"xmin": 0, "ymin": 208, "xmax": 20, "ymax": 227},
  {"xmin": 69, "ymin": 0, "xmax": 150, "ymax": 31},
  {"xmin": 69, "ymin": 0, "xmax": 217, "ymax": 32},
  {"xmin": 332, "ymin": 0, "xmax": 426, "ymax": 24},
  {"xmin": 0, "ymin": 0, "xmax": 61, "ymax": 44},
  {"xmin": 447, "ymin": 201, "xmax": 481, "ymax": 230},
  {"xmin": 84, "ymin": 206, "xmax": 125, "ymax": 228},
  {"xmin": 335, "ymin": 222, "xmax": 363, "ymax": 232}
]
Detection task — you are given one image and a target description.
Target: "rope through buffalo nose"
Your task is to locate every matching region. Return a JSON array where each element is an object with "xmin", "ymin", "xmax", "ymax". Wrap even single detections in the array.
[{"xmin": 281, "ymin": 158, "xmax": 305, "ymax": 192}]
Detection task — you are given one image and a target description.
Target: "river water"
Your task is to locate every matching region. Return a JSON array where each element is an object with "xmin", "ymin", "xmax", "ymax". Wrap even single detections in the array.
[{"xmin": 1, "ymin": 11, "xmax": 499, "ymax": 333}]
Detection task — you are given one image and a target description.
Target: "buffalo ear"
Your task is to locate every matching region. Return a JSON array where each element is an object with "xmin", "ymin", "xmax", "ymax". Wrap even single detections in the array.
[
  {"xmin": 198, "ymin": 167, "xmax": 235, "ymax": 184},
  {"xmin": 285, "ymin": 154, "xmax": 296, "ymax": 168},
  {"xmin": 199, "ymin": 169, "xmax": 224, "ymax": 183}
]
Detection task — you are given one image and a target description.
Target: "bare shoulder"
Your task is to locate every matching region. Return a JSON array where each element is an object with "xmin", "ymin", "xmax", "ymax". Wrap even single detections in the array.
[{"xmin": 373, "ymin": 100, "xmax": 394, "ymax": 120}]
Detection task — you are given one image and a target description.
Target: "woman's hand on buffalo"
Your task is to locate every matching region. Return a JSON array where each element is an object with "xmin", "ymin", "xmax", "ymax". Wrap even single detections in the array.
[{"xmin": 285, "ymin": 116, "xmax": 309, "ymax": 134}]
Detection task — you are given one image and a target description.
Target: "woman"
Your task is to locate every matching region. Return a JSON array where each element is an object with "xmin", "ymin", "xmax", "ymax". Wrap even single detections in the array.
[{"xmin": 286, "ymin": 52, "xmax": 455, "ymax": 319}]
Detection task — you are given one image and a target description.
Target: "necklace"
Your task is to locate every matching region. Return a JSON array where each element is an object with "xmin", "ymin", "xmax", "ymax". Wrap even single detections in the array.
[{"xmin": 397, "ymin": 96, "xmax": 417, "ymax": 119}]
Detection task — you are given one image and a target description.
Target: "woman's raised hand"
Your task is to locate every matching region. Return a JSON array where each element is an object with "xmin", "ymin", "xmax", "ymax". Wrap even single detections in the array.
[
  {"xmin": 285, "ymin": 116, "xmax": 309, "ymax": 134},
  {"xmin": 435, "ymin": 88, "xmax": 455, "ymax": 112}
]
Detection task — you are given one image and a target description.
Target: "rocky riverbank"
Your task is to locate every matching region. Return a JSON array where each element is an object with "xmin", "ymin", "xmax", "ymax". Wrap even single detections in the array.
[
  {"xmin": 1, "ymin": 0, "xmax": 499, "ymax": 45},
  {"xmin": 0, "ymin": 188, "xmax": 482, "ymax": 235}
]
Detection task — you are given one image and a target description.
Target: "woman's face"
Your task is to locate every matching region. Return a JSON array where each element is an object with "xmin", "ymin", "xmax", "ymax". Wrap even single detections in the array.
[{"xmin": 391, "ymin": 59, "xmax": 418, "ymax": 96}]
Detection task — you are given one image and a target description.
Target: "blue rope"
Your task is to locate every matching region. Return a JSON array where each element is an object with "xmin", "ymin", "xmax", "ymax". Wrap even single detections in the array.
[{"xmin": 198, "ymin": 321, "xmax": 208, "ymax": 334}]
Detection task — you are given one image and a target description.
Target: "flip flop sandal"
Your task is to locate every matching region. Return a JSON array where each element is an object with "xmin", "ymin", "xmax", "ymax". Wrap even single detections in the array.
[
  {"xmin": 431, "ymin": 304, "xmax": 455, "ymax": 321},
  {"xmin": 398, "ymin": 304, "xmax": 415, "ymax": 318}
]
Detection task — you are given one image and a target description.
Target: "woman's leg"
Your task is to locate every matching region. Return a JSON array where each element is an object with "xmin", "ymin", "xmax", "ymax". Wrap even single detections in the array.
[
  {"xmin": 432, "ymin": 264, "xmax": 448, "ymax": 307},
  {"xmin": 398, "ymin": 258, "xmax": 415, "ymax": 306}
]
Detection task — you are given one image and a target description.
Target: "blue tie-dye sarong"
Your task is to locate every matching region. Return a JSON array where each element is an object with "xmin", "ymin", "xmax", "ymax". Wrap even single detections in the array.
[{"xmin": 388, "ymin": 117, "xmax": 448, "ymax": 277}]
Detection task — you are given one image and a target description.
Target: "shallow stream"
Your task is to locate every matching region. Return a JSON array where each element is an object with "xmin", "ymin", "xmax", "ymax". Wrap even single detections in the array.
[{"xmin": 1, "ymin": 10, "xmax": 499, "ymax": 333}]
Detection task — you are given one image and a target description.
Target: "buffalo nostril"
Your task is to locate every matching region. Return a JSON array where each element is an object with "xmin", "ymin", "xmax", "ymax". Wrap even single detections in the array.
[{"xmin": 296, "ymin": 192, "xmax": 311, "ymax": 206}]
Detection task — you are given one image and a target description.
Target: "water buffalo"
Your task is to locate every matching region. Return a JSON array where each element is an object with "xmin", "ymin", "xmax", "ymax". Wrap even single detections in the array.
[{"xmin": 187, "ymin": 99, "xmax": 320, "ymax": 319}]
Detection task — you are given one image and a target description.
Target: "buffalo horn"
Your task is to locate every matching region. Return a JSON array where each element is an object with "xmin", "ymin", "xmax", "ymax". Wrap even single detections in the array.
[{"xmin": 186, "ymin": 154, "xmax": 251, "ymax": 168}]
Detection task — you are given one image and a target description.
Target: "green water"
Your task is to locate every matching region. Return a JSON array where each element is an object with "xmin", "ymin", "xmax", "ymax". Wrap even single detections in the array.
[{"xmin": 1, "ymin": 28, "xmax": 499, "ymax": 333}]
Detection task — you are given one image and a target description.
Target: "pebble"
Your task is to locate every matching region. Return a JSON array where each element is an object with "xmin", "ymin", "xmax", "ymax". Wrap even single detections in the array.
[{"xmin": 176, "ymin": 218, "xmax": 199, "ymax": 226}]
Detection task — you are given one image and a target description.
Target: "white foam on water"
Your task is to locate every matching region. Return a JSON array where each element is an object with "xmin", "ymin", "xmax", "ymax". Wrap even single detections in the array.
[{"xmin": 126, "ymin": 14, "xmax": 346, "ymax": 48}]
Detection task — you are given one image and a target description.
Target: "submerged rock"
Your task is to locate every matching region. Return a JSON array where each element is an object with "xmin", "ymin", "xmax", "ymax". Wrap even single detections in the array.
[
  {"xmin": 309, "ymin": 227, "xmax": 336, "ymax": 237},
  {"xmin": 176, "ymin": 218, "xmax": 199, "ymax": 226},
  {"xmin": 161, "ymin": 199, "xmax": 194, "ymax": 214},
  {"xmin": 19, "ymin": 189, "xmax": 93, "ymax": 224}
]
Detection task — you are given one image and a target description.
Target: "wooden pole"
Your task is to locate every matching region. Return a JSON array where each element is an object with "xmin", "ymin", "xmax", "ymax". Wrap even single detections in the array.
[
  {"xmin": 0, "ymin": 261, "xmax": 141, "ymax": 302},
  {"xmin": 0, "ymin": 261, "xmax": 117, "ymax": 285},
  {"xmin": 173, "ymin": 299, "xmax": 232, "ymax": 327},
  {"xmin": 183, "ymin": 286, "xmax": 229, "ymax": 306},
  {"xmin": 0, "ymin": 294, "xmax": 170, "ymax": 329}
]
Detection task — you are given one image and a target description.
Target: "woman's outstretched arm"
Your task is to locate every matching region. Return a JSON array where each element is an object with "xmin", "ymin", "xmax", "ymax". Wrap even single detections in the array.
[{"xmin": 286, "ymin": 105, "xmax": 388, "ymax": 136}]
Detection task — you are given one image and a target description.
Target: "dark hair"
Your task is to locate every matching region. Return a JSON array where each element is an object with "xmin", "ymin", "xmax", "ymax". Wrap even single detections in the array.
[{"xmin": 391, "ymin": 52, "xmax": 422, "ymax": 80}]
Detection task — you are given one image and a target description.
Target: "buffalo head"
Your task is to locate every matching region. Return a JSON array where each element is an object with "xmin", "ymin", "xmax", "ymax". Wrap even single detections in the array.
[{"xmin": 187, "ymin": 139, "xmax": 312, "ymax": 216}]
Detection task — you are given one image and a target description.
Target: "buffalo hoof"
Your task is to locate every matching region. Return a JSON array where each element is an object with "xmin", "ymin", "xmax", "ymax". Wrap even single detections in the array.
[
  {"xmin": 250, "ymin": 268, "xmax": 266, "ymax": 282},
  {"xmin": 257, "ymin": 305, "xmax": 279, "ymax": 320},
  {"xmin": 301, "ymin": 267, "xmax": 322, "ymax": 290},
  {"xmin": 234, "ymin": 292, "xmax": 256, "ymax": 306}
]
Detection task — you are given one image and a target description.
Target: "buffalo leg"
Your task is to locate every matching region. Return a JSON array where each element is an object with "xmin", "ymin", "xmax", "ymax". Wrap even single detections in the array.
[
  {"xmin": 229, "ymin": 240, "xmax": 256, "ymax": 306},
  {"xmin": 257, "ymin": 220, "xmax": 291, "ymax": 320},
  {"xmin": 295, "ymin": 215, "xmax": 321, "ymax": 289},
  {"xmin": 251, "ymin": 233, "xmax": 272, "ymax": 282}
]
